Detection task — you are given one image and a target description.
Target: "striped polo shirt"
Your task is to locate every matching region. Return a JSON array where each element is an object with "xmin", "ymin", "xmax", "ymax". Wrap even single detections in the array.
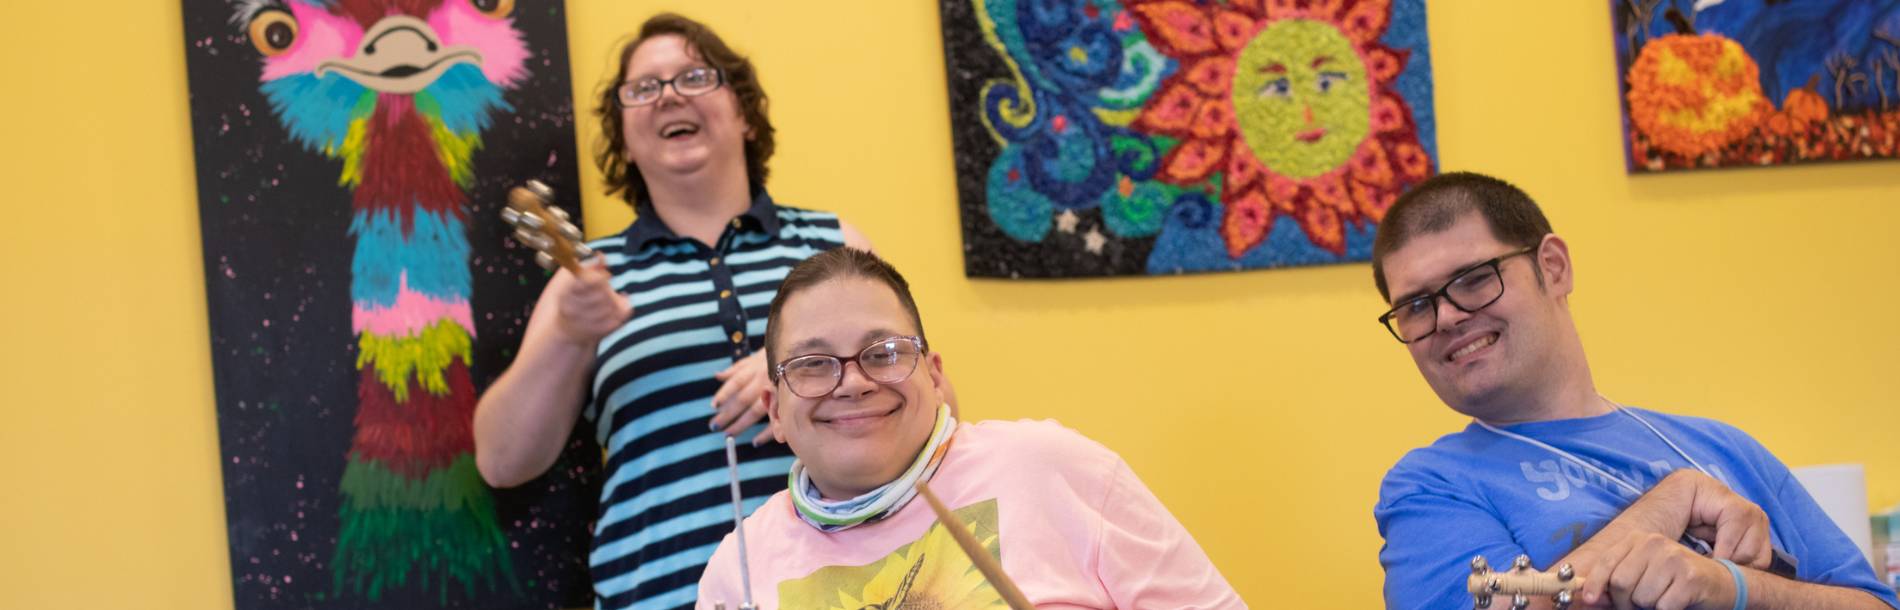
[{"xmin": 583, "ymin": 191, "xmax": 845, "ymax": 610}]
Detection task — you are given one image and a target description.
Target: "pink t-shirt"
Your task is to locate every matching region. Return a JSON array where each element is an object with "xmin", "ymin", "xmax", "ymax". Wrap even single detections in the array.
[{"xmin": 696, "ymin": 419, "xmax": 1244, "ymax": 609}]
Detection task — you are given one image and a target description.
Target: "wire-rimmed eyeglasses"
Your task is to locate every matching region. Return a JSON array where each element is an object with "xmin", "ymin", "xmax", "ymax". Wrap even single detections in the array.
[{"xmin": 772, "ymin": 336, "xmax": 926, "ymax": 398}]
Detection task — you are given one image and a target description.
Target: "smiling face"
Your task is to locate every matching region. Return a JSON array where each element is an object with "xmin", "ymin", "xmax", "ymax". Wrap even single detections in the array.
[
  {"xmin": 1230, "ymin": 19, "xmax": 1371, "ymax": 179},
  {"xmin": 1380, "ymin": 214, "xmax": 1571, "ymax": 422},
  {"xmin": 765, "ymin": 277, "xmax": 946, "ymax": 500},
  {"xmin": 619, "ymin": 34, "xmax": 750, "ymax": 182}
]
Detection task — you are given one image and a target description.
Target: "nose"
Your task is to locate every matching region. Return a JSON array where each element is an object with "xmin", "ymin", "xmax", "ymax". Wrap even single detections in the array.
[
  {"xmin": 832, "ymin": 360, "xmax": 878, "ymax": 399},
  {"xmin": 651, "ymin": 85, "xmax": 683, "ymax": 109},
  {"xmin": 1302, "ymin": 105, "xmax": 1314, "ymax": 125},
  {"xmin": 1433, "ymin": 293, "xmax": 1472, "ymax": 332}
]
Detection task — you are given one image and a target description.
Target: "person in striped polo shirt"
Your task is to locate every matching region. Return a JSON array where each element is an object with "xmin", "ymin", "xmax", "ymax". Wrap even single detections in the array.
[{"xmin": 473, "ymin": 13, "xmax": 872, "ymax": 610}]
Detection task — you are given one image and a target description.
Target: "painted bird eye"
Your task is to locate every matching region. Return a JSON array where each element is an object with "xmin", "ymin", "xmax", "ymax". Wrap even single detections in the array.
[
  {"xmin": 469, "ymin": 0, "xmax": 514, "ymax": 18},
  {"xmin": 247, "ymin": 9, "xmax": 298, "ymax": 56}
]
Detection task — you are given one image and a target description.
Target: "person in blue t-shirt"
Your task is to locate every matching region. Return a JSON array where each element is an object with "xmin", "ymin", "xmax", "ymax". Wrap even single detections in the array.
[{"xmin": 1368, "ymin": 172, "xmax": 1898, "ymax": 610}]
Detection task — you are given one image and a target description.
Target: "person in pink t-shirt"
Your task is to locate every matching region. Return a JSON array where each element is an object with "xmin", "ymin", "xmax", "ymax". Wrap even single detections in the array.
[{"xmin": 695, "ymin": 248, "xmax": 1243, "ymax": 609}]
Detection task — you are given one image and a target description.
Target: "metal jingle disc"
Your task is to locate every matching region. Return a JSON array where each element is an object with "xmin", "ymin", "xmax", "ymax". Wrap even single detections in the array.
[{"xmin": 524, "ymin": 179, "xmax": 554, "ymax": 201}]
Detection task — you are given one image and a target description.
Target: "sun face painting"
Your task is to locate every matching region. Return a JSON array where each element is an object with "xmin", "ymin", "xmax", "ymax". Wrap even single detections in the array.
[{"xmin": 940, "ymin": 0, "xmax": 1437, "ymax": 278}]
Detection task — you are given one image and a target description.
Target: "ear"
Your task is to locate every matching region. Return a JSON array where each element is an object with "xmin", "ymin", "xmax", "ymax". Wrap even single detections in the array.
[
  {"xmin": 1536, "ymin": 234, "xmax": 1574, "ymax": 298},
  {"xmin": 927, "ymin": 350, "xmax": 961, "ymax": 418},
  {"xmin": 763, "ymin": 384, "xmax": 786, "ymax": 444},
  {"xmin": 923, "ymin": 350, "xmax": 949, "ymax": 401}
]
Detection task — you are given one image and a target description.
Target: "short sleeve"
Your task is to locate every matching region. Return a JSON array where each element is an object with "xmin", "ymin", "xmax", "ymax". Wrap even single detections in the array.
[
  {"xmin": 1738, "ymin": 432, "xmax": 1900, "ymax": 608},
  {"xmin": 694, "ymin": 533, "xmax": 741, "ymax": 610},
  {"xmin": 1375, "ymin": 462, "xmax": 1536, "ymax": 610},
  {"xmin": 1093, "ymin": 460, "xmax": 1245, "ymax": 609}
]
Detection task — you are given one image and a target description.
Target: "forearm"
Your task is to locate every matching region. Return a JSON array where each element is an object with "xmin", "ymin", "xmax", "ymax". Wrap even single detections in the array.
[
  {"xmin": 473, "ymin": 333, "xmax": 594, "ymax": 487},
  {"xmin": 1741, "ymin": 566, "xmax": 1891, "ymax": 610}
]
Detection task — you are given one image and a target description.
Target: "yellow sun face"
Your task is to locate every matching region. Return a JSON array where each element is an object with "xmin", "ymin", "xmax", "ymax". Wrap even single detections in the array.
[
  {"xmin": 1129, "ymin": 0, "xmax": 1433, "ymax": 257},
  {"xmin": 1231, "ymin": 19, "xmax": 1372, "ymax": 179}
]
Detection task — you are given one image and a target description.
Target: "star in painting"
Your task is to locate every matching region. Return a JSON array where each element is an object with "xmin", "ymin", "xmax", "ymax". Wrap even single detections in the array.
[
  {"xmin": 1083, "ymin": 227, "xmax": 1107, "ymax": 255},
  {"xmin": 1055, "ymin": 209, "xmax": 1080, "ymax": 234}
]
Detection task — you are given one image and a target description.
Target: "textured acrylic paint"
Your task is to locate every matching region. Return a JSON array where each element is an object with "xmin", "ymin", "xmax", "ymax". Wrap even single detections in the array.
[
  {"xmin": 941, "ymin": 0, "xmax": 1438, "ymax": 278},
  {"xmin": 181, "ymin": 1, "xmax": 597, "ymax": 607}
]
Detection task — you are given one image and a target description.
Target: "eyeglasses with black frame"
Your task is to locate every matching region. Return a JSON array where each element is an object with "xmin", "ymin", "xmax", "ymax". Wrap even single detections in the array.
[
  {"xmin": 615, "ymin": 66, "xmax": 725, "ymax": 107},
  {"xmin": 773, "ymin": 336, "xmax": 927, "ymax": 399},
  {"xmin": 1377, "ymin": 246, "xmax": 1538, "ymax": 344}
]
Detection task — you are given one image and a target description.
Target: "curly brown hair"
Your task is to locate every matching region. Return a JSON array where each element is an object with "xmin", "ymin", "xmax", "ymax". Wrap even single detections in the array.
[{"xmin": 594, "ymin": 13, "xmax": 775, "ymax": 208}]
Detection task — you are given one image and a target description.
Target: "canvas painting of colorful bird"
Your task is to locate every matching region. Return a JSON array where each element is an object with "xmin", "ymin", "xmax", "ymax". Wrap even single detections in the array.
[{"xmin": 180, "ymin": 1, "xmax": 598, "ymax": 608}]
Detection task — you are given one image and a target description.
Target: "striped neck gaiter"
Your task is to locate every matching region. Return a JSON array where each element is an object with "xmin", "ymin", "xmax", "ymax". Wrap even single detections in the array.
[{"xmin": 788, "ymin": 403, "xmax": 957, "ymax": 532}]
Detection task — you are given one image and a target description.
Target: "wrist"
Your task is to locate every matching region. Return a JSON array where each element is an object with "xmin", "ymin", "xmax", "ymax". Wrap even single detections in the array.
[
  {"xmin": 551, "ymin": 320, "xmax": 607, "ymax": 350},
  {"xmin": 1713, "ymin": 558, "xmax": 1748, "ymax": 610}
]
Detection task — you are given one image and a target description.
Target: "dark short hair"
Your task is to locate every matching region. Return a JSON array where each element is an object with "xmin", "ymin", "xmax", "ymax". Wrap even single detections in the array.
[
  {"xmin": 765, "ymin": 248, "xmax": 927, "ymax": 379},
  {"xmin": 594, "ymin": 13, "xmax": 775, "ymax": 209},
  {"xmin": 1371, "ymin": 172, "xmax": 1554, "ymax": 301}
]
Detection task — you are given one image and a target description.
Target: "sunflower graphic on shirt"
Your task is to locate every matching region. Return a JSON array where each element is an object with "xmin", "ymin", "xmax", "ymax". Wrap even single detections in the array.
[{"xmin": 779, "ymin": 499, "xmax": 1008, "ymax": 610}]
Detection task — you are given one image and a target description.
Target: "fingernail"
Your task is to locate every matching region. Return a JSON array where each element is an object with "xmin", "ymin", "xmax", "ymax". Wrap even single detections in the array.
[
  {"xmin": 751, "ymin": 438, "xmax": 765, "ymax": 447},
  {"xmin": 709, "ymin": 421, "xmax": 719, "ymax": 431}
]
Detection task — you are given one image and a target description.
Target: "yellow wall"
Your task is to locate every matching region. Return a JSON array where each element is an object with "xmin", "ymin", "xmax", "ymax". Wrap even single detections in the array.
[{"xmin": 3, "ymin": 2, "xmax": 1895, "ymax": 608}]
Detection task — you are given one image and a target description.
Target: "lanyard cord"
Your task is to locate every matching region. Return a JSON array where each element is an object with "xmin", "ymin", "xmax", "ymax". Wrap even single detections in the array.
[
  {"xmin": 1475, "ymin": 402, "xmax": 1719, "ymax": 555},
  {"xmin": 1473, "ymin": 403, "xmax": 1714, "ymax": 498}
]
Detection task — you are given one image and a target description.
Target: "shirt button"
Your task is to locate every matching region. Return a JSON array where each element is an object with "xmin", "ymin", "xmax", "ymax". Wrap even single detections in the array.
[
  {"xmin": 731, "ymin": 331, "xmax": 744, "ymax": 344},
  {"xmin": 731, "ymin": 219, "xmax": 742, "ymax": 228},
  {"xmin": 719, "ymin": 289, "xmax": 732, "ymax": 299},
  {"xmin": 709, "ymin": 257, "xmax": 721, "ymax": 267}
]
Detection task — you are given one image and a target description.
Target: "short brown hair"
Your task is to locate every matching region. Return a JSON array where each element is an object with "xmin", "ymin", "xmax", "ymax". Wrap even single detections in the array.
[
  {"xmin": 594, "ymin": 13, "xmax": 775, "ymax": 208},
  {"xmin": 1371, "ymin": 172, "xmax": 1554, "ymax": 302},
  {"xmin": 765, "ymin": 249, "xmax": 927, "ymax": 378}
]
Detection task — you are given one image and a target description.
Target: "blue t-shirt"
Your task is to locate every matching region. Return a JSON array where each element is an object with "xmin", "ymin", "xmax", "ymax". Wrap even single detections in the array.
[{"xmin": 1374, "ymin": 407, "xmax": 1899, "ymax": 609}]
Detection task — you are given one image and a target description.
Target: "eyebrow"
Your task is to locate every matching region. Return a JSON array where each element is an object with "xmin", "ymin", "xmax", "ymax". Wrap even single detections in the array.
[
  {"xmin": 1391, "ymin": 257, "xmax": 1497, "ymax": 305},
  {"xmin": 628, "ymin": 64, "xmax": 711, "ymax": 83},
  {"xmin": 785, "ymin": 327, "xmax": 906, "ymax": 357},
  {"xmin": 1311, "ymin": 56, "xmax": 1333, "ymax": 69},
  {"xmin": 1260, "ymin": 62, "xmax": 1287, "ymax": 74}
]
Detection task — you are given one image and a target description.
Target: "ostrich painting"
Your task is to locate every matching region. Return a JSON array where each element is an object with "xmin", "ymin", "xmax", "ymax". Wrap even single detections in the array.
[
  {"xmin": 236, "ymin": 0, "xmax": 524, "ymax": 600},
  {"xmin": 180, "ymin": 0, "xmax": 593, "ymax": 606}
]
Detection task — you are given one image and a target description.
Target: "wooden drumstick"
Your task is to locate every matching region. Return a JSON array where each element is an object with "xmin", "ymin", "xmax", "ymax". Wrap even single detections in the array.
[{"xmin": 915, "ymin": 482, "xmax": 1034, "ymax": 610}]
